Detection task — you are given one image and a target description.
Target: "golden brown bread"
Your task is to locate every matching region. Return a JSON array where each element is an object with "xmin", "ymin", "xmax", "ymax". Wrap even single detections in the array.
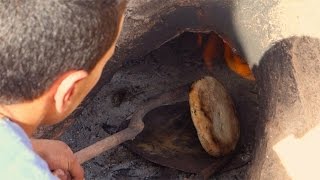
[{"xmin": 189, "ymin": 76, "xmax": 240, "ymax": 157}]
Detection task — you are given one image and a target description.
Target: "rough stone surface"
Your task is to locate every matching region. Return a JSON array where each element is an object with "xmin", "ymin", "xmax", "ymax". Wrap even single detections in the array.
[{"xmin": 248, "ymin": 37, "xmax": 320, "ymax": 180}]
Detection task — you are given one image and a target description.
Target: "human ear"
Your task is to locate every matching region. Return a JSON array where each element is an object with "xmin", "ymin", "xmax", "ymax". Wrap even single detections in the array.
[{"xmin": 54, "ymin": 70, "xmax": 88, "ymax": 113}]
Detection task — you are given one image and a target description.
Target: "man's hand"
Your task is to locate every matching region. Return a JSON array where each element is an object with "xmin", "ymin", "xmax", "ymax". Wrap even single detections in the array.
[{"xmin": 31, "ymin": 139, "xmax": 84, "ymax": 180}]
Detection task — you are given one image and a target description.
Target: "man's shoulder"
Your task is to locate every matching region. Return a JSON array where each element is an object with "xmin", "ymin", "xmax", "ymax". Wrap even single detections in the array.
[{"xmin": 0, "ymin": 118, "xmax": 57, "ymax": 180}]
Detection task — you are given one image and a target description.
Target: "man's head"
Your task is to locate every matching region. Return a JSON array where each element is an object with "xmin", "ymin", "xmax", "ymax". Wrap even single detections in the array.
[{"xmin": 0, "ymin": 0, "xmax": 126, "ymax": 128}]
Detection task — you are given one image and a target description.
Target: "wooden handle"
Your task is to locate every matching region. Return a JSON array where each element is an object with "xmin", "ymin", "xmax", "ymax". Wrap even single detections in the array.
[{"xmin": 75, "ymin": 127, "xmax": 142, "ymax": 164}]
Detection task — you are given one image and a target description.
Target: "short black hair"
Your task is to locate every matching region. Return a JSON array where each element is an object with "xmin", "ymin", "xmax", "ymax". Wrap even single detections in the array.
[{"xmin": 0, "ymin": 0, "xmax": 126, "ymax": 104}]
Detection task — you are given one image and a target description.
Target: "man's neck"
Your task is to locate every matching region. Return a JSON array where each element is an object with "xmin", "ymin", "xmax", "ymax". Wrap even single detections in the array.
[{"xmin": 0, "ymin": 100, "xmax": 48, "ymax": 136}]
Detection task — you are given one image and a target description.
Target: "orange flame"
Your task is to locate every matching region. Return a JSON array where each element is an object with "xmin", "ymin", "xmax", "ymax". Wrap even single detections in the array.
[
  {"xmin": 200, "ymin": 32, "xmax": 255, "ymax": 80},
  {"xmin": 202, "ymin": 33, "xmax": 223, "ymax": 70},
  {"xmin": 223, "ymin": 43, "xmax": 255, "ymax": 80}
]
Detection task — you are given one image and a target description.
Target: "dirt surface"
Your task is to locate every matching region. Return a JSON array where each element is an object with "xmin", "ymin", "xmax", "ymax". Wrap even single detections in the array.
[
  {"xmin": 247, "ymin": 36, "xmax": 320, "ymax": 180},
  {"xmin": 59, "ymin": 33, "xmax": 258, "ymax": 179}
]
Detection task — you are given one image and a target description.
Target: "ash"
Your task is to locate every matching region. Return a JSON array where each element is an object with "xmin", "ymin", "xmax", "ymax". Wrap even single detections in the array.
[{"xmin": 60, "ymin": 33, "xmax": 257, "ymax": 179}]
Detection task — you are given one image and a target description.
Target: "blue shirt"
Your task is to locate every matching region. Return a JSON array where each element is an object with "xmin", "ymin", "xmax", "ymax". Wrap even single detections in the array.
[{"xmin": 0, "ymin": 117, "xmax": 57, "ymax": 180}]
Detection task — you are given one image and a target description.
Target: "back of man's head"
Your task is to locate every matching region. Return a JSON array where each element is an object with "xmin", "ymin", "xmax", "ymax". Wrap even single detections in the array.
[{"xmin": 0, "ymin": 0, "xmax": 126, "ymax": 104}]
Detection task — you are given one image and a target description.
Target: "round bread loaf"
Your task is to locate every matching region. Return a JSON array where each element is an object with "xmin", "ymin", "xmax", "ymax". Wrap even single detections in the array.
[{"xmin": 189, "ymin": 76, "xmax": 240, "ymax": 157}]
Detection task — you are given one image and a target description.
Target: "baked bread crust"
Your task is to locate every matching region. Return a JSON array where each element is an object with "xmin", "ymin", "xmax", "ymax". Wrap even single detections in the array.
[{"xmin": 189, "ymin": 76, "xmax": 240, "ymax": 156}]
